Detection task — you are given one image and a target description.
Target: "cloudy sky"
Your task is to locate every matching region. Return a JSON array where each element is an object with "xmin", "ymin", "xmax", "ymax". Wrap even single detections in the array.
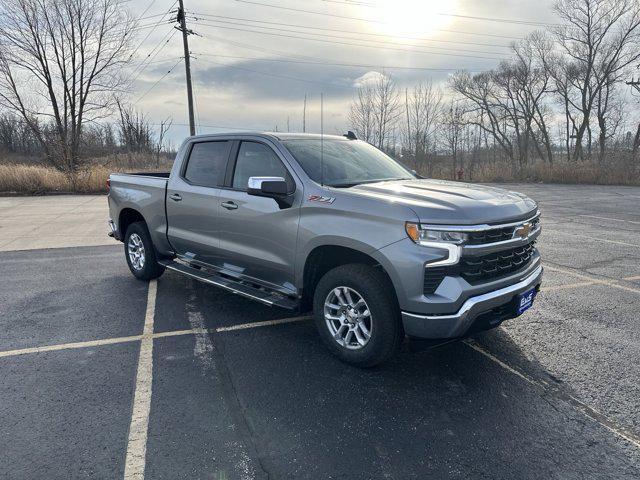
[{"xmin": 126, "ymin": 0, "xmax": 556, "ymax": 145}]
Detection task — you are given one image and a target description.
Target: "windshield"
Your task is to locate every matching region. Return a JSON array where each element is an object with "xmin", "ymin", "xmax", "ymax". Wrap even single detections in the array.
[{"xmin": 282, "ymin": 139, "xmax": 414, "ymax": 187}]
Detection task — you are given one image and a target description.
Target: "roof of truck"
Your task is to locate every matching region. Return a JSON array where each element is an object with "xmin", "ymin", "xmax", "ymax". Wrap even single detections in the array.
[{"xmin": 185, "ymin": 132, "xmax": 352, "ymax": 142}]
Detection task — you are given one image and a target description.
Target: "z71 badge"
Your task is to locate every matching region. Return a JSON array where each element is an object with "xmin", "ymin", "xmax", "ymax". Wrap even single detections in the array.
[{"xmin": 308, "ymin": 194, "xmax": 336, "ymax": 204}]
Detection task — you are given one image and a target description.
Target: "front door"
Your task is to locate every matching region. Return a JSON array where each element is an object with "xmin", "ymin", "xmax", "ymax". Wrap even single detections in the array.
[
  {"xmin": 166, "ymin": 140, "xmax": 232, "ymax": 265},
  {"xmin": 217, "ymin": 140, "xmax": 301, "ymax": 293}
]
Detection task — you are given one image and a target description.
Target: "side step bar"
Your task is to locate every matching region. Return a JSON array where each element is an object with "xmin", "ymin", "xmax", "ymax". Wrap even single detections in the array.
[{"xmin": 158, "ymin": 260, "xmax": 299, "ymax": 310}]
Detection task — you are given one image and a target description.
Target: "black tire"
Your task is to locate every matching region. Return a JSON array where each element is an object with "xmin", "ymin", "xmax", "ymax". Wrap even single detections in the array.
[
  {"xmin": 124, "ymin": 221, "xmax": 165, "ymax": 281},
  {"xmin": 313, "ymin": 264, "xmax": 403, "ymax": 367}
]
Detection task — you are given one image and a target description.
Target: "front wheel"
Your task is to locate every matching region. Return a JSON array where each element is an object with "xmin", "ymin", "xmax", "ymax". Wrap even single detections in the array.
[
  {"xmin": 124, "ymin": 221, "xmax": 165, "ymax": 281},
  {"xmin": 313, "ymin": 264, "xmax": 403, "ymax": 367}
]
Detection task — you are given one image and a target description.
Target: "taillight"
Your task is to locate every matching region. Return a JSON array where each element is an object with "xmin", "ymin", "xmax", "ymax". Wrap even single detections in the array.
[{"xmin": 106, "ymin": 178, "xmax": 110, "ymax": 192}]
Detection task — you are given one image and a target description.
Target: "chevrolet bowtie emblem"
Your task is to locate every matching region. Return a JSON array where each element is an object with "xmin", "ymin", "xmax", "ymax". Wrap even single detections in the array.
[{"xmin": 514, "ymin": 222, "xmax": 531, "ymax": 239}]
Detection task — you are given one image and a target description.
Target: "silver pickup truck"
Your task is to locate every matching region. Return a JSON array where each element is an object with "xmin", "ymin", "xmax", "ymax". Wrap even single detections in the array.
[{"xmin": 107, "ymin": 132, "xmax": 542, "ymax": 366}]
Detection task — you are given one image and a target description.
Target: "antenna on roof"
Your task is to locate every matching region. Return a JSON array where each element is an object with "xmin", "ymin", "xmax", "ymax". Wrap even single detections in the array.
[
  {"xmin": 344, "ymin": 130, "xmax": 357, "ymax": 140},
  {"xmin": 320, "ymin": 92, "xmax": 324, "ymax": 187}
]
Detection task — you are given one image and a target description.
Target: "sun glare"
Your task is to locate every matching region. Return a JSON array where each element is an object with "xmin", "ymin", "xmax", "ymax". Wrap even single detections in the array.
[{"xmin": 371, "ymin": 0, "xmax": 457, "ymax": 38}]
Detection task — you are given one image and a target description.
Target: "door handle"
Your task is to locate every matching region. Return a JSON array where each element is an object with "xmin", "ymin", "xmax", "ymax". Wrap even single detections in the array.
[
  {"xmin": 169, "ymin": 193, "xmax": 182, "ymax": 202},
  {"xmin": 221, "ymin": 201, "xmax": 238, "ymax": 210}
]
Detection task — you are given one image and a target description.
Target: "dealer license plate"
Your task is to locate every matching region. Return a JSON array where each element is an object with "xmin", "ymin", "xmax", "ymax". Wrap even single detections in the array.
[{"xmin": 516, "ymin": 288, "xmax": 537, "ymax": 315}]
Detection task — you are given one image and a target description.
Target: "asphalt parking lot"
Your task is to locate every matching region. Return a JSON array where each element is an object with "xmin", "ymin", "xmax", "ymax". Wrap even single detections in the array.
[{"xmin": 1, "ymin": 184, "xmax": 639, "ymax": 479}]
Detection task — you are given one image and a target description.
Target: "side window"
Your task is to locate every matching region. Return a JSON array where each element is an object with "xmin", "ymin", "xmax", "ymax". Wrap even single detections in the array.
[
  {"xmin": 183, "ymin": 141, "xmax": 230, "ymax": 187},
  {"xmin": 232, "ymin": 142, "xmax": 292, "ymax": 191}
]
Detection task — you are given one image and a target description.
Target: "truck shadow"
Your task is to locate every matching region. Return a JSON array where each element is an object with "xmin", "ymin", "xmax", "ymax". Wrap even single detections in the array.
[
  {"xmin": 152, "ymin": 273, "xmax": 637, "ymax": 479},
  {"xmin": 210, "ymin": 318, "xmax": 633, "ymax": 479}
]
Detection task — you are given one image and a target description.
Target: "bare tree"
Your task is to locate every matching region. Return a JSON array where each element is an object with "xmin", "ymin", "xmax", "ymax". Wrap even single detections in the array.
[
  {"xmin": 402, "ymin": 80, "xmax": 443, "ymax": 174},
  {"xmin": 155, "ymin": 117, "xmax": 172, "ymax": 168},
  {"xmin": 372, "ymin": 73, "xmax": 402, "ymax": 150},
  {"xmin": 348, "ymin": 83, "xmax": 375, "ymax": 144},
  {"xmin": 449, "ymin": 70, "xmax": 517, "ymax": 171},
  {"xmin": 348, "ymin": 72, "xmax": 402, "ymax": 150},
  {"xmin": 116, "ymin": 100, "xmax": 154, "ymax": 154},
  {"xmin": 441, "ymin": 101, "xmax": 465, "ymax": 179},
  {"xmin": 550, "ymin": 0, "xmax": 640, "ymax": 160},
  {"xmin": 450, "ymin": 33, "xmax": 554, "ymax": 173},
  {"xmin": 0, "ymin": 0, "xmax": 134, "ymax": 176}
]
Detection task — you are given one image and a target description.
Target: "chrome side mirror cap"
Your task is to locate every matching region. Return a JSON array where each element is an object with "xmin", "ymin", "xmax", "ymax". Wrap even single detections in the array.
[{"xmin": 247, "ymin": 176, "xmax": 288, "ymax": 195}]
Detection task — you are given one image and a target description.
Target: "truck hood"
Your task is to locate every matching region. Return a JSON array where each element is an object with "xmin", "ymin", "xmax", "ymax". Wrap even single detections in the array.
[{"xmin": 345, "ymin": 179, "xmax": 538, "ymax": 225}]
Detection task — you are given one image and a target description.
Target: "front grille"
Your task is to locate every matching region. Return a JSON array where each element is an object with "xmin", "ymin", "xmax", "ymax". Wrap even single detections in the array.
[
  {"xmin": 457, "ymin": 242, "xmax": 537, "ymax": 285},
  {"xmin": 467, "ymin": 226, "xmax": 515, "ymax": 245},
  {"xmin": 466, "ymin": 215, "xmax": 540, "ymax": 245},
  {"xmin": 423, "ymin": 267, "xmax": 447, "ymax": 294}
]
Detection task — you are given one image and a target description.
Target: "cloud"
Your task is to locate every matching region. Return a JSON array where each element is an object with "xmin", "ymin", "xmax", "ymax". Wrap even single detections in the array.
[{"xmin": 352, "ymin": 70, "xmax": 385, "ymax": 88}]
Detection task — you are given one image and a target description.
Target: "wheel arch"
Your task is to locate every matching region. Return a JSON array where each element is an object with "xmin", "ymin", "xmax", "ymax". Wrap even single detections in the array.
[
  {"xmin": 118, "ymin": 208, "xmax": 147, "ymax": 240},
  {"xmin": 300, "ymin": 243, "xmax": 398, "ymax": 311}
]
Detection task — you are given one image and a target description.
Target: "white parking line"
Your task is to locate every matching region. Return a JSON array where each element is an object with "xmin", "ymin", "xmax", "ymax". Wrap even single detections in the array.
[
  {"xmin": 215, "ymin": 315, "xmax": 313, "ymax": 332},
  {"xmin": 545, "ymin": 264, "xmax": 640, "ymax": 295},
  {"xmin": 0, "ymin": 335, "xmax": 142, "ymax": 358},
  {"xmin": 544, "ymin": 228, "xmax": 640, "ymax": 248},
  {"xmin": 465, "ymin": 340, "xmax": 640, "ymax": 450},
  {"xmin": 0, "ymin": 316, "xmax": 313, "ymax": 360},
  {"xmin": 1, "ymin": 300, "xmax": 638, "ymax": 454},
  {"xmin": 579, "ymin": 214, "xmax": 640, "ymax": 225},
  {"xmin": 123, "ymin": 280, "xmax": 157, "ymax": 480},
  {"xmin": 543, "ymin": 280, "xmax": 606, "ymax": 292}
]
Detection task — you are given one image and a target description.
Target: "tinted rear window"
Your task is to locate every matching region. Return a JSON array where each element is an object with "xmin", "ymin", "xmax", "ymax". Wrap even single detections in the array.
[{"xmin": 184, "ymin": 141, "xmax": 231, "ymax": 187}]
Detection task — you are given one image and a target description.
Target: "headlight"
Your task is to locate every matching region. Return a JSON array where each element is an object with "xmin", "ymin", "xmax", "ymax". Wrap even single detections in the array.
[{"xmin": 405, "ymin": 223, "xmax": 468, "ymax": 245}]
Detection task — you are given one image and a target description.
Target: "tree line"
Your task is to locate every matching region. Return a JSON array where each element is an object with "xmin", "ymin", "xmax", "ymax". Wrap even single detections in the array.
[
  {"xmin": 348, "ymin": 0, "xmax": 640, "ymax": 179},
  {"xmin": 0, "ymin": 0, "xmax": 173, "ymax": 174}
]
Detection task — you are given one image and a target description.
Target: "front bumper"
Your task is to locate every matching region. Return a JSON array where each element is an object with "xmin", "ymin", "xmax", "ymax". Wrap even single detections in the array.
[{"xmin": 401, "ymin": 264, "xmax": 543, "ymax": 339}]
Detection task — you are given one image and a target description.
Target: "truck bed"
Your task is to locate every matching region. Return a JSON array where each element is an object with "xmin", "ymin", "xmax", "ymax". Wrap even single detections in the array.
[{"xmin": 108, "ymin": 172, "xmax": 169, "ymax": 247}]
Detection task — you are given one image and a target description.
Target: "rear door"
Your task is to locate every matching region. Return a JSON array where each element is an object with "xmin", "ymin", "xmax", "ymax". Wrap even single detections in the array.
[
  {"xmin": 216, "ymin": 139, "xmax": 301, "ymax": 292},
  {"xmin": 166, "ymin": 139, "xmax": 232, "ymax": 265}
]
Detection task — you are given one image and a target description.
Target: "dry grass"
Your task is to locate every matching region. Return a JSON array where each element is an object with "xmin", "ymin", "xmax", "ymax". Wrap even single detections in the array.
[
  {"xmin": 427, "ymin": 160, "xmax": 640, "ymax": 186},
  {"xmin": 1, "ymin": 156, "xmax": 638, "ymax": 194},
  {"xmin": 0, "ymin": 152, "xmax": 173, "ymax": 194},
  {"xmin": 0, "ymin": 164, "xmax": 112, "ymax": 194}
]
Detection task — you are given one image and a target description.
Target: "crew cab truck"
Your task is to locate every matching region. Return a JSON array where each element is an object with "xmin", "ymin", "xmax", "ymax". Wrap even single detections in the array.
[{"xmin": 107, "ymin": 132, "xmax": 542, "ymax": 366}]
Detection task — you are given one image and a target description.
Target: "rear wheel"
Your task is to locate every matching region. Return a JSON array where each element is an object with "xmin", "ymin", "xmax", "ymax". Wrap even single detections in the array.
[
  {"xmin": 313, "ymin": 264, "xmax": 403, "ymax": 367},
  {"xmin": 124, "ymin": 221, "xmax": 165, "ymax": 280}
]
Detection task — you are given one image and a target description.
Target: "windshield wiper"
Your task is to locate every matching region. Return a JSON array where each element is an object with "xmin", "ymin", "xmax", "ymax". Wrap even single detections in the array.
[
  {"xmin": 329, "ymin": 177, "xmax": 411, "ymax": 188},
  {"xmin": 329, "ymin": 182, "xmax": 362, "ymax": 188}
]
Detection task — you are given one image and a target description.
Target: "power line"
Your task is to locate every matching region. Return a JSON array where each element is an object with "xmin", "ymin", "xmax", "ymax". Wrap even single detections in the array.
[
  {"xmin": 134, "ymin": 59, "xmax": 182, "ymax": 104},
  {"xmin": 128, "ymin": 29, "xmax": 177, "ymax": 84},
  {"xmin": 149, "ymin": 122, "xmax": 265, "ymax": 131},
  {"xmin": 192, "ymin": 21, "xmax": 507, "ymax": 60},
  {"xmin": 197, "ymin": 33, "xmax": 491, "ymax": 72},
  {"xmin": 127, "ymin": 1, "xmax": 178, "ymax": 61},
  {"xmin": 187, "ymin": 12, "xmax": 514, "ymax": 48},
  {"xmin": 187, "ymin": 16, "xmax": 507, "ymax": 55},
  {"xmin": 192, "ymin": 52, "xmax": 466, "ymax": 71},
  {"xmin": 202, "ymin": 34, "xmax": 338, "ymax": 63},
  {"xmin": 232, "ymin": 0, "xmax": 536, "ymax": 36},
  {"xmin": 196, "ymin": 58, "xmax": 352, "ymax": 88},
  {"xmin": 318, "ymin": 0, "xmax": 556, "ymax": 27},
  {"xmin": 136, "ymin": 0, "xmax": 158, "ymax": 23}
]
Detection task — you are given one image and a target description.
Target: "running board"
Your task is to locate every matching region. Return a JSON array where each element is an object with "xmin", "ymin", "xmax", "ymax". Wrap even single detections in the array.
[{"xmin": 158, "ymin": 260, "xmax": 299, "ymax": 310}]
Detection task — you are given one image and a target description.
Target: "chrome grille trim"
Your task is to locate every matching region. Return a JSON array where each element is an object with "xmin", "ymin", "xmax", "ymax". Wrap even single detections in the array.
[{"xmin": 420, "ymin": 211, "xmax": 540, "ymax": 233}]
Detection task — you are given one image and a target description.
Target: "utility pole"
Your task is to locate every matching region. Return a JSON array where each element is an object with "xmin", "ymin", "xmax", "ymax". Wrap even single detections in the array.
[
  {"xmin": 176, "ymin": 0, "xmax": 195, "ymax": 136},
  {"xmin": 302, "ymin": 93, "xmax": 307, "ymax": 133}
]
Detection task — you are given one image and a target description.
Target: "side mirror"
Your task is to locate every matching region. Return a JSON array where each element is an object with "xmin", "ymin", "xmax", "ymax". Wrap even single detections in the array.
[{"xmin": 247, "ymin": 176, "xmax": 293, "ymax": 208}]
